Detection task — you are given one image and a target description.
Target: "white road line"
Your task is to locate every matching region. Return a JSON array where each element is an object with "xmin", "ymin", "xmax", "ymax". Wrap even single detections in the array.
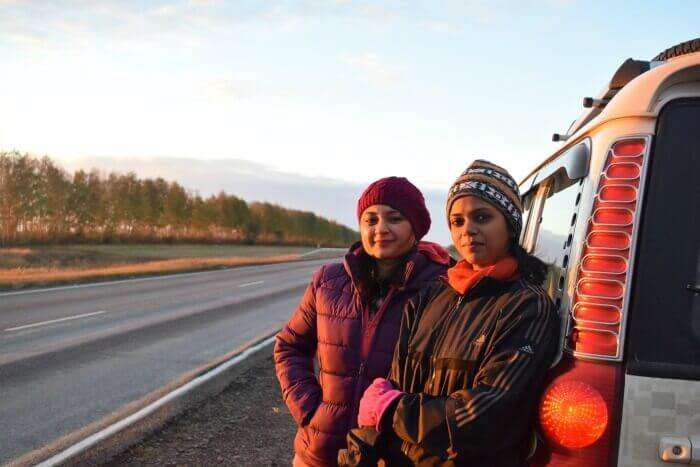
[
  {"xmin": 4, "ymin": 310, "xmax": 109, "ymax": 332},
  {"xmin": 238, "ymin": 280, "xmax": 264, "ymax": 288},
  {"xmin": 36, "ymin": 334, "xmax": 277, "ymax": 467},
  {"xmin": 0, "ymin": 259, "xmax": 317, "ymax": 298}
]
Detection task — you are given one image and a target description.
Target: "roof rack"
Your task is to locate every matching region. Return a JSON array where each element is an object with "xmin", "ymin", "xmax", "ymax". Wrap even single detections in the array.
[
  {"xmin": 531, "ymin": 58, "xmax": 653, "ymax": 184},
  {"xmin": 556, "ymin": 59, "xmax": 650, "ymax": 141}
]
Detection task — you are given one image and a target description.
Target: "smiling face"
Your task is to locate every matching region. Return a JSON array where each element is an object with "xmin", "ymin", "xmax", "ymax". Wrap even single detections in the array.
[
  {"xmin": 360, "ymin": 204, "xmax": 416, "ymax": 260},
  {"xmin": 449, "ymin": 196, "xmax": 511, "ymax": 269}
]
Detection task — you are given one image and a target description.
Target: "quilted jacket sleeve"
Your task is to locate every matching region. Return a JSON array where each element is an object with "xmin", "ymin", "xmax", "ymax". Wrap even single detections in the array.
[
  {"xmin": 274, "ymin": 266, "xmax": 323, "ymax": 427},
  {"xmin": 390, "ymin": 286, "xmax": 558, "ymax": 458}
]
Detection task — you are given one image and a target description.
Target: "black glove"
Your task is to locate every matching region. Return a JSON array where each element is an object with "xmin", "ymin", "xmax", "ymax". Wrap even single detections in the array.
[{"xmin": 337, "ymin": 427, "xmax": 381, "ymax": 467}]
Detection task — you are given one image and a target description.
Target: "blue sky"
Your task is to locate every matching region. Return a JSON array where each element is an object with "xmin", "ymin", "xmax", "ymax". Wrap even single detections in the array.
[{"xmin": 0, "ymin": 0, "xmax": 697, "ymax": 243}]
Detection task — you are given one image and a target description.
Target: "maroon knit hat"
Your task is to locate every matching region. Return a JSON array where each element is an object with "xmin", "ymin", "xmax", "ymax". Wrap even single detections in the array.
[{"xmin": 356, "ymin": 176, "xmax": 431, "ymax": 241}]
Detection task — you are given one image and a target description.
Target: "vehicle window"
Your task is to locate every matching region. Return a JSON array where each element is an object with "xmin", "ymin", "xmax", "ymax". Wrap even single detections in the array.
[
  {"xmin": 533, "ymin": 179, "xmax": 582, "ymax": 301},
  {"xmin": 627, "ymin": 98, "xmax": 700, "ymax": 379},
  {"xmin": 521, "ymin": 183, "xmax": 548, "ymax": 253},
  {"xmin": 519, "ymin": 192, "xmax": 534, "ymax": 244}
]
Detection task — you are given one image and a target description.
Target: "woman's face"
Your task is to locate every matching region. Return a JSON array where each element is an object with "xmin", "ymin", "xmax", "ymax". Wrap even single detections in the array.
[
  {"xmin": 449, "ymin": 196, "xmax": 511, "ymax": 269},
  {"xmin": 360, "ymin": 204, "xmax": 416, "ymax": 260}
]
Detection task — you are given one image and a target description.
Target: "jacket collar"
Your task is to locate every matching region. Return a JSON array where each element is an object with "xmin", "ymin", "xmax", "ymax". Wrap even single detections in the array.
[{"xmin": 343, "ymin": 241, "xmax": 451, "ymax": 292}]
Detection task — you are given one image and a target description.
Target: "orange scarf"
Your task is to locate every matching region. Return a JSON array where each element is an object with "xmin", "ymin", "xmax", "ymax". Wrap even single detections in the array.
[{"xmin": 447, "ymin": 256, "xmax": 519, "ymax": 295}]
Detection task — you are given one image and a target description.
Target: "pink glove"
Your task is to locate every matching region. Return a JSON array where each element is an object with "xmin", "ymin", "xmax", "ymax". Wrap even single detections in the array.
[{"xmin": 357, "ymin": 378, "xmax": 404, "ymax": 431}]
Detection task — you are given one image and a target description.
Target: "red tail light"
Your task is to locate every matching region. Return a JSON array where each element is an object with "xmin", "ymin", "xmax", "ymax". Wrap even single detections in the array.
[
  {"xmin": 605, "ymin": 163, "xmax": 640, "ymax": 179},
  {"xmin": 570, "ymin": 329, "xmax": 618, "ymax": 356},
  {"xmin": 610, "ymin": 139, "xmax": 645, "ymax": 157},
  {"xmin": 572, "ymin": 303, "xmax": 620, "ymax": 325},
  {"xmin": 530, "ymin": 137, "xmax": 652, "ymax": 466},
  {"xmin": 539, "ymin": 380, "xmax": 608, "ymax": 448},
  {"xmin": 585, "ymin": 231, "xmax": 630, "ymax": 250},
  {"xmin": 598, "ymin": 185, "xmax": 637, "ymax": 203},
  {"xmin": 581, "ymin": 255, "xmax": 627, "ymax": 274},
  {"xmin": 530, "ymin": 357, "xmax": 624, "ymax": 467},
  {"xmin": 568, "ymin": 137, "xmax": 650, "ymax": 358}
]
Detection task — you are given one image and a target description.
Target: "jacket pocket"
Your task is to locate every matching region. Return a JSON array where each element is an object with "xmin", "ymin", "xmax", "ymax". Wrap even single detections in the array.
[{"xmin": 308, "ymin": 400, "xmax": 335, "ymax": 433}]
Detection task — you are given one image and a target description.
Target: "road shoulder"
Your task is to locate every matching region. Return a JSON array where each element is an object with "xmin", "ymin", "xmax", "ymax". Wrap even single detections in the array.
[{"xmin": 103, "ymin": 344, "xmax": 297, "ymax": 466}]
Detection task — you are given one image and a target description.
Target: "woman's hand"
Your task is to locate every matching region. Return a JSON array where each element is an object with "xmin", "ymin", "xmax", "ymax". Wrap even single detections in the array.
[{"xmin": 357, "ymin": 378, "xmax": 404, "ymax": 431}]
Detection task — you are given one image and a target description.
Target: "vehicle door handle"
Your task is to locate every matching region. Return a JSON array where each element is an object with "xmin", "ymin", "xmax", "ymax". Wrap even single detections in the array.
[
  {"xmin": 659, "ymin": 436, "xmax": 700, "ymax": 464},
  {"xmin": 687, "ymin": 283, "xmax": 700, "ymax": 294}
]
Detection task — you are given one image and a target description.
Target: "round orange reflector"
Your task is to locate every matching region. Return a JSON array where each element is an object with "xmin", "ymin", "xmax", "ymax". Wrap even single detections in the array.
[{"xmin": 539, "ymin": 380, "xmax": 608, "ymax": 448}]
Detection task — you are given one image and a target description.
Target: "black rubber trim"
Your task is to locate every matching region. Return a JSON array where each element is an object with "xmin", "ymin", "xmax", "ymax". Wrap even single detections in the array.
[
  {"xmin": 627, "ymin": 360, "xmax": 700, "ymax": 381},
  {"xmin": 652, "ymin": 37, "xmax": 700, "ymax": 61}
]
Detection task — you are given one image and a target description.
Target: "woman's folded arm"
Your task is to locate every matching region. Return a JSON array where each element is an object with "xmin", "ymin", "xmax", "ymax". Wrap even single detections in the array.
[{"xmin": 390, "ymin": 291, "xmax": 558, "ymax": 457}]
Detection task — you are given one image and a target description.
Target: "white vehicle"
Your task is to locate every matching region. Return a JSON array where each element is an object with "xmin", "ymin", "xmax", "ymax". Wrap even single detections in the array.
[{"xmin": 520, "ymin": 38, "xmax": 700, "ymax": 466}]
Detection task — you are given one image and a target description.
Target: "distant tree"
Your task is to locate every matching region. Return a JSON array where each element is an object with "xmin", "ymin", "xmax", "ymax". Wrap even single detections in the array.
[
  {"xmin": 163, "ymin": 182, "xmax": 190, "ymax": 233},
  {"xmin": 0, "ymin": 152, "xmax": 359, "ymax": 247},
  {"xmin": 36, "ymin": 156, "xmax": 72, "ymax": 240},
  {"xmin": 0, "ymin": 152, "xmax": 42, "ymax": 244},
  {"xmin": 68, "ymin": 170, "xmax": 90, "ymax": 237}
]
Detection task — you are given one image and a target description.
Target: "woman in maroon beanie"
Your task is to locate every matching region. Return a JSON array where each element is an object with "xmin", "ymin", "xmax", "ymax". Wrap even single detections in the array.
[{"xmin": 274, "ymin": 176, "xmax": 452, "ymax": 466}]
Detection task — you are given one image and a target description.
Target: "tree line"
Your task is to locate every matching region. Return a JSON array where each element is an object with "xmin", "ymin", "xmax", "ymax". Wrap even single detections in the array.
[{"xmin": 0, "ymin": 151, "xmax": 358, "ymax": 247}]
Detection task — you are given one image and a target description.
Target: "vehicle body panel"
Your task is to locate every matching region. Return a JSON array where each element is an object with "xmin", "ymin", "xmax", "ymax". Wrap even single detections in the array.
[{"xmin": 521, "ymin": 50, "xmax": 700, "ymax": 466}]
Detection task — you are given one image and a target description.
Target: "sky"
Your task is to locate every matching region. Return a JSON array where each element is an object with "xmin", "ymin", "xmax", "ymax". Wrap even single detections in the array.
[{"xmin": 1, "ymin": 0, "xmax": 698, "ymax": 244}]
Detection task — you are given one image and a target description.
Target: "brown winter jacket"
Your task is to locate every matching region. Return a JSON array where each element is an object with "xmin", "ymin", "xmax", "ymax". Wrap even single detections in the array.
[{"xmin": 274, "ymin": 241, "xmax": 451, "ymax": 466}]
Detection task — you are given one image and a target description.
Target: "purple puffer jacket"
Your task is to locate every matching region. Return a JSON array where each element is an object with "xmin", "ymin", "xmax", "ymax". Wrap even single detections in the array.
[{"xmin": 274, "ymin": 241, "xmax": 451, "ymax": 466}]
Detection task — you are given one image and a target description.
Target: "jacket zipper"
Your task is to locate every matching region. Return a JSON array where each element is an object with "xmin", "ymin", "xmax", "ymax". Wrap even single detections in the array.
[
  {"xmin": 349, "ymin": 362, "xmax": 367, "ymax": 430},
  {"xmin": 429, "ymin": 295, "xmax": 464, "ymax": 388},
  {"xmin": 349, "ymin": 287, "xmax": 398, "ymax": 430}
]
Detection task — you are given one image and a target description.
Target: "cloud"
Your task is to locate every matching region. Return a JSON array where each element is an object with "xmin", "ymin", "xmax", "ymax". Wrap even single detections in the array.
[
  {"xmin": 542, "ymin": 0, "xmax": 577, "ymax": 6},
  {"xmin": 342, "ymin": 52, "xmax": 403, "ymax": 86},
  {"xmin": 263, "ymin": 4, "xmax": 309, "ymax": 32},
  {"xmin": 200, "ymin": 78, "xmax": 260, "ymax": 101},
  {"xmin": 0, "ymin": 0, "xmax": 230, "ymax": 57},
  {"xmin": 148, "ymin": 4, "xmax": 181, "ymax": 17},
  {"xmin": 423, "ymin": 20, "xmax": 462, "ymax": 34},
  {"xmin": 187, "ymin": 0, "xmax": 221, "ymax": 6},
  {"xmin": 4, "ymin": 32, "xmax": 46, "ymax": 48},
  {"xmin": 0, "ymin": 0, "xmax": 531, "ymax": 58}
]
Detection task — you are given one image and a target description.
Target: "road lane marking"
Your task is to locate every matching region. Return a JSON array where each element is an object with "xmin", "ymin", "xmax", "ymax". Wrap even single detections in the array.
[
  {"xmin": 4, "ymin": 310, "xmax": 108, "ymax": 332},
  {"xmin": 0, "ymin": 260, "xmax": 322, "ymax": 298},
  {"xmin": 238, "ymin": 280, "xmax": 264, "ymax": 288},
  {"xmin": 35, "ymin": 333, "xmax": 277, "ymax": 467}
]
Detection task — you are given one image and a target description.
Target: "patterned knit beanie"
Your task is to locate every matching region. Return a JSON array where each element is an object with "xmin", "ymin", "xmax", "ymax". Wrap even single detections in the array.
[
  {"xmin": 446, "ymin": 160, "xmax": 523, "ymax": 238},
  {"xmin": 356, "ymin": 176, "xmax": 431, "ymax": 241}
]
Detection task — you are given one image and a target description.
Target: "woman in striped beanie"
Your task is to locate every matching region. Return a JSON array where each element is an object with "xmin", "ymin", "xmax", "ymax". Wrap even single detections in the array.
[{"xmin": 341, "ymin": 160, "xmax": 560, "ymax": 466}]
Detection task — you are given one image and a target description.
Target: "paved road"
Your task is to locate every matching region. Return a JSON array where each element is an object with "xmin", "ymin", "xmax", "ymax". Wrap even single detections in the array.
[{"xmin": 0, "ymin": 259, "xmax": 328, "ymax": 464}]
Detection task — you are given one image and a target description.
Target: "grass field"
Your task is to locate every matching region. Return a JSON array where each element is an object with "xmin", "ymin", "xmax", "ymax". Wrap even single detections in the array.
[{"xmin": 0, "ymin": 244, "xmax": 316, "ymax": 291}]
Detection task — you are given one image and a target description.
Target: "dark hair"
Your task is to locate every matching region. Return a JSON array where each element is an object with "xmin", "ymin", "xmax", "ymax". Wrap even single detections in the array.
[{"xmin": 509, "ymin": 240, "xmax": 548, "ymax": 285}]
